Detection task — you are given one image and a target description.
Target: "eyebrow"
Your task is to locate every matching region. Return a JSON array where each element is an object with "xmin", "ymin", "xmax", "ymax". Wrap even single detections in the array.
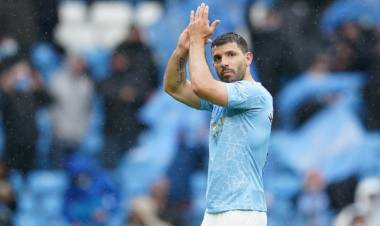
[
  {"xmin": 215, "ymin": 49, "xmax": 238, "ymax": 54},
  {"xmin": 225, "ymin": 50, "xmax": 237, "ymax": 54}
]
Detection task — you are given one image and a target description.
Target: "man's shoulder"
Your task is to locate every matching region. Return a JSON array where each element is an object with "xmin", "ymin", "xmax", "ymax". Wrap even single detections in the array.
[{"xmin": 233, "ymin": 81, "xmax": 272, "ymax": 99}]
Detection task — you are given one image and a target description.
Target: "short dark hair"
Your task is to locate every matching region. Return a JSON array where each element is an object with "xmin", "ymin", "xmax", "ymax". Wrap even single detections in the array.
[{"xmin": 211, "ymin": 32, "xmax": 249, "ymax": 53}]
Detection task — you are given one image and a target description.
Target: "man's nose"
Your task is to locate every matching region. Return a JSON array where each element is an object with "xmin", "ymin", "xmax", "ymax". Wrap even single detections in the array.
[{"xmin": 221, "ymin": 57, "xmax": 229, "ymax": 67}]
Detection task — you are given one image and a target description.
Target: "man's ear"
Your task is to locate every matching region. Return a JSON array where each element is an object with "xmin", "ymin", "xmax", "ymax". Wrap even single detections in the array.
[{"xmin": 245, "ymin": 52, "xmax": 254, "ymax": 64}]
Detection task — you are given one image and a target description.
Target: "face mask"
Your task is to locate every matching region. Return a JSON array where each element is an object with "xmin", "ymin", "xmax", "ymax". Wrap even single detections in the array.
[{"xmin": 14, "ymin": 74, "xmax": 32, "ymax": 92}]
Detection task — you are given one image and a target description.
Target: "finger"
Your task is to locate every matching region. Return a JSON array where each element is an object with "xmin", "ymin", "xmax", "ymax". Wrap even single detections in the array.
[
  {"xmin": 189, "ymin": 10, "xmax": 195, "ymax": 23},
  {"xmin": 204, "ymin": 5, "xmax": 209, "ymax": 20},
  {"xmin": 210, "ymin": 19, "xmax": 221, "ymax": 33},
  {"xmin": 199, "ymin": 3, "xmax": 206, "ymax": 18},
  {"xmin": 195, "ymin": 5, "xmax": 201, "ymax": 19}
]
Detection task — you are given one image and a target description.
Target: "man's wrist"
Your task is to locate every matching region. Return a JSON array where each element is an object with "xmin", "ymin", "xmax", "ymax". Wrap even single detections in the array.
[
  {"xmin": 190, "ymin": 36, "xmax": 206, "ymax": 46},
  {"xmin": 175, "ymin": 47, "xmax": 189, "ymax": 57}
]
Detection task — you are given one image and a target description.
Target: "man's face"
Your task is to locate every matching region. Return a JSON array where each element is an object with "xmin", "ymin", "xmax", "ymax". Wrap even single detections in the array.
[
  {"xmin": 69, "ymin": 55, "xmax": 87, "ymax": 75},
  {"xmin": 212, "ymin": 42, "xmax": 253, "ymax": 83},
  {"xmin": 112, "ymin": 53, "xmax": 129, "ymax": 72}
]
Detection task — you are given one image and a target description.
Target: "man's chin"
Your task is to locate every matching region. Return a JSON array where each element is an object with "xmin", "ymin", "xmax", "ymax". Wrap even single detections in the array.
[
  {"xmin": 218, "ymin": 73, "xmax": 240, "ymax": 83},
  {"xmin": 222, "ymin": 77, "xmax": 238, "ymax": 83}
]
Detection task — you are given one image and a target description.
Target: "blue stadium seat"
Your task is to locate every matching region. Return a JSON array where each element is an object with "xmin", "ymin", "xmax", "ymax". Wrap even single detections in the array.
[
  {"xmin": 30, "ymin": 42, "xmax": 61, "ymax": 82},
  {"xmin": 27, "ymin": 170, "xmax": 69, "ymax": 196}
]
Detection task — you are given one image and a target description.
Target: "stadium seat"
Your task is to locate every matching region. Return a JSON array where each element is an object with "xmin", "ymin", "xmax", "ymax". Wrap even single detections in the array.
[
  {"xmin": 84, "ymin": 48, "xmax": 111, "ymax": 80},
  {"xmin": 17, "ymin": 190, "xmax": 34, "ymax": 213},
  {"xmin": 135, "ymin": 1, "xmax": 164, "ymax": 28},
  {"xmin": 54, "ymin": 22, "xmax": 96, "ymax": 53},
  {"xmin": 27, "ymin": 170, "xmax": 68, "ymax": 195},
  {"xmin": 89, "ymin": 1, "xmax": 133, "ymax": 48},
  {"xmin": 14, "ymin": 213, "xmax": 41, "ymax": 226},
  {"xmin": 95, "ymin": 25, "xmax": 128, "ymax": 49},
  {"xmin": 58, "ymin": 1, "xmax": 87, "ymax": 24},
  {"xmin": 36, "ymin": 109, "xmax": 52, "ymax": 168},
  {"xmin": 30, "ymin": 42, "xmax": 61, "ymax": 82},
  {"xmin": 90, "ymin": 1, "xmax": 133, "ymax": 26}
]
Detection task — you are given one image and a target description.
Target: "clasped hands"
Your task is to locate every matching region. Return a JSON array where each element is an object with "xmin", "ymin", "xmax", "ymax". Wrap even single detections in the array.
[
  {"xmin": 176, "ymin": 3, "xmax": 220, "ymax": 53},
  {"xmin": 188, "ymin": 2, "xmax": 221, "ymax": 44}
]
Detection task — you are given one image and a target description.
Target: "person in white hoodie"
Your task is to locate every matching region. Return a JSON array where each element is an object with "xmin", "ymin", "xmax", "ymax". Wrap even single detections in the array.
[
  {"xmin": 48, "ymin": 54, "xmax": 94, "ymax": 168},
  {"xmin": 333, "ymin": 177, "xmax": 380, "ymax": 226}
]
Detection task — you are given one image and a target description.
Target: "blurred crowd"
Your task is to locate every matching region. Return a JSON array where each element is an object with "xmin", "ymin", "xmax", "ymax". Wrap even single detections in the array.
[{"xmin": 0, "ymin": 0, "xmax": 379, "ymax": 226}]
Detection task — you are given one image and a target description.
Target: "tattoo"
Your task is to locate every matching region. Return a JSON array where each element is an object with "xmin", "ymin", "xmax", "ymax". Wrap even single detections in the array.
[{"xmin": 176, "ymin": 57, "xmax": 186, "ymax": 84}]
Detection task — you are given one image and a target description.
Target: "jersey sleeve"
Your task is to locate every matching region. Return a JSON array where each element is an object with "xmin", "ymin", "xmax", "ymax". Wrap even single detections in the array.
[
  {"xmin": 199, "ymin": 99, "xmax": 213, "ymax": 111},
  {"xmin": 226, "ymin": 81, "xmax": 266, "ymax": 110}
]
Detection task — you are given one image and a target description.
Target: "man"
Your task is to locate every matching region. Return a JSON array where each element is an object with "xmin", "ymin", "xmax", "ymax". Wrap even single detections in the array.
[
  {"xmin": 99, "ymin": 50, "xmax": 155, "ymax": 169},
  {"xmin": 163, "ymin": 3, "xmax": 273, "ymax": 226},
  {"xmin": 0, "ymin": 57, "xmax": 52, "ymax": 175},
  {"xmin": 48, "ymin": 54, "xmax": 94, "ymax": 168}
]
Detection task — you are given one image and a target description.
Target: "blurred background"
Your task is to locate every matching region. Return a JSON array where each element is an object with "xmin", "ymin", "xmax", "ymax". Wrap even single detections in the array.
[{"xmin": 0, "ymin": 0, "xmax": 379, "ymax": 226}]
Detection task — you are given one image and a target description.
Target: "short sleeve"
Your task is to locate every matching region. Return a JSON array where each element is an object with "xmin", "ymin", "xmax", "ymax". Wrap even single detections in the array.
[
  {"xmin": 199, "ymin": 99, "xmax": 213, "ymax": 111},
  {"xmin": 226, "ymin": 81, "xmax": 266, "ymax": 110}
]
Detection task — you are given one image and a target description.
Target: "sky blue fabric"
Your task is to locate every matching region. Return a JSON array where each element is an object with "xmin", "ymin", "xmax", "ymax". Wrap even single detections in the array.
[
  {"xmin": 277, "ymin": 72, "xmax": 364, "ymax": 129},
  {"xmin": 270, "ymin": 104, "xmax": 380, "ymax": 184},
  {"xmin": 199, "ymin": 80, "xmax": 273, "ymax": 213},
  {"xmin": 321, "ymin": 0, "xmax": 380, "ymax": 32}
]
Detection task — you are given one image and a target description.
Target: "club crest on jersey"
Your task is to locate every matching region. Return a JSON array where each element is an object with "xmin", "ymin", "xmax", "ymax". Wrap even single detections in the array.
[
  {"xmin": 268, "ymin": 113, "xmax": 273, "ymax": 123},
  {"xmin": 211, "ymin": 116, "xmax": 224, "ymax": 140}
]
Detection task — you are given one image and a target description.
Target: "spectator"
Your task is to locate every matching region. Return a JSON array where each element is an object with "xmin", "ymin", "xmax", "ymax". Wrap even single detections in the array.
[
  {"xmin": 0, "ymin": 57, "xmax": 52, "ymax": 175},
  {"xmin": 294, "ymin": 169, "xmax": 331, "ymax": 226},
  {"xmin": 99, "ymin": 26, "xmax": 158, "ymax": 169},
  {"xmin": 277, "ymin": 52, "xmax": 363, "ymax": 129},
  {"xmin": 126, "ymin": 179, "xmax": 172, "ymax": 226},
  {"xmin": 127, "ymin": 197, "xmax": 172, "ymax": 226},
  {"xmin": 0, "ymin": 159, "xmax": 16, "ymax": 226},
  {"xmin": 333, "ymin": 177, "xmax": 380, "ymax": 226},
  {"xmin": 162, "ymin": 131, "xmax": 207, "ymax": 226},
  {"xmin": 277, "ymin": 53, "xmax": 332, "ymax": 129},
  {"xmin": 64, "ymin": 152, "xmax": 120, "ymax": 226},
  {"xmin": 362, "ymin": 28, "xmax": 380, "ymax": 130},
  {"xmin": 331, "ymin": 22, "xmax": 372, "ymax": 72},
  {"xmin": 48, "ymin": 54, "xmax": 94, "ymax": 168},
  {"xmin": 245, "ymin": 1, "xmax": 299, "ymax": 98},
  {"xmin": 115, "ymin": 25, "xmax": 158, "ymax": 94}
]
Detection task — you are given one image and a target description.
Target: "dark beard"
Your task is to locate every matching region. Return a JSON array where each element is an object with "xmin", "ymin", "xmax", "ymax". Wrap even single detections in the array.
[{"xmin": 219, "ymin": 72, "xmax": 244, "ymax": 83}]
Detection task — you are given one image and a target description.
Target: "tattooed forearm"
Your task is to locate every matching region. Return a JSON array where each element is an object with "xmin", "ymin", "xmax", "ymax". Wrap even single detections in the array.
[{"xmin": 176, "ymin": 56, "xmax": 186, "ymax": 84}]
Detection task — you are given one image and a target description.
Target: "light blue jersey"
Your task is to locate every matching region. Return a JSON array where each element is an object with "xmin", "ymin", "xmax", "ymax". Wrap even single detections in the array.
[{"xmin": 199, "ymin": 80, "xmax": 273, "ymax": 213}]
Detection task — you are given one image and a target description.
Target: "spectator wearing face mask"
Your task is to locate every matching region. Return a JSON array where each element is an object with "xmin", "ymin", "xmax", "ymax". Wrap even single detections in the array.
[{"xmin": 0, "ymin": 56, "xmax": 52, "ymax": 176}]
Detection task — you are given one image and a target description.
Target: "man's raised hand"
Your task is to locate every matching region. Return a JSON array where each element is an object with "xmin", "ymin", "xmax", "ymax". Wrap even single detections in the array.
[
  {"xmin": 188, "ymin": 3, "xmax": 220, "ymax": 43},
  {"xmin": 176, "ymin": 10, "xmax": 197, "ymax": 55}
]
